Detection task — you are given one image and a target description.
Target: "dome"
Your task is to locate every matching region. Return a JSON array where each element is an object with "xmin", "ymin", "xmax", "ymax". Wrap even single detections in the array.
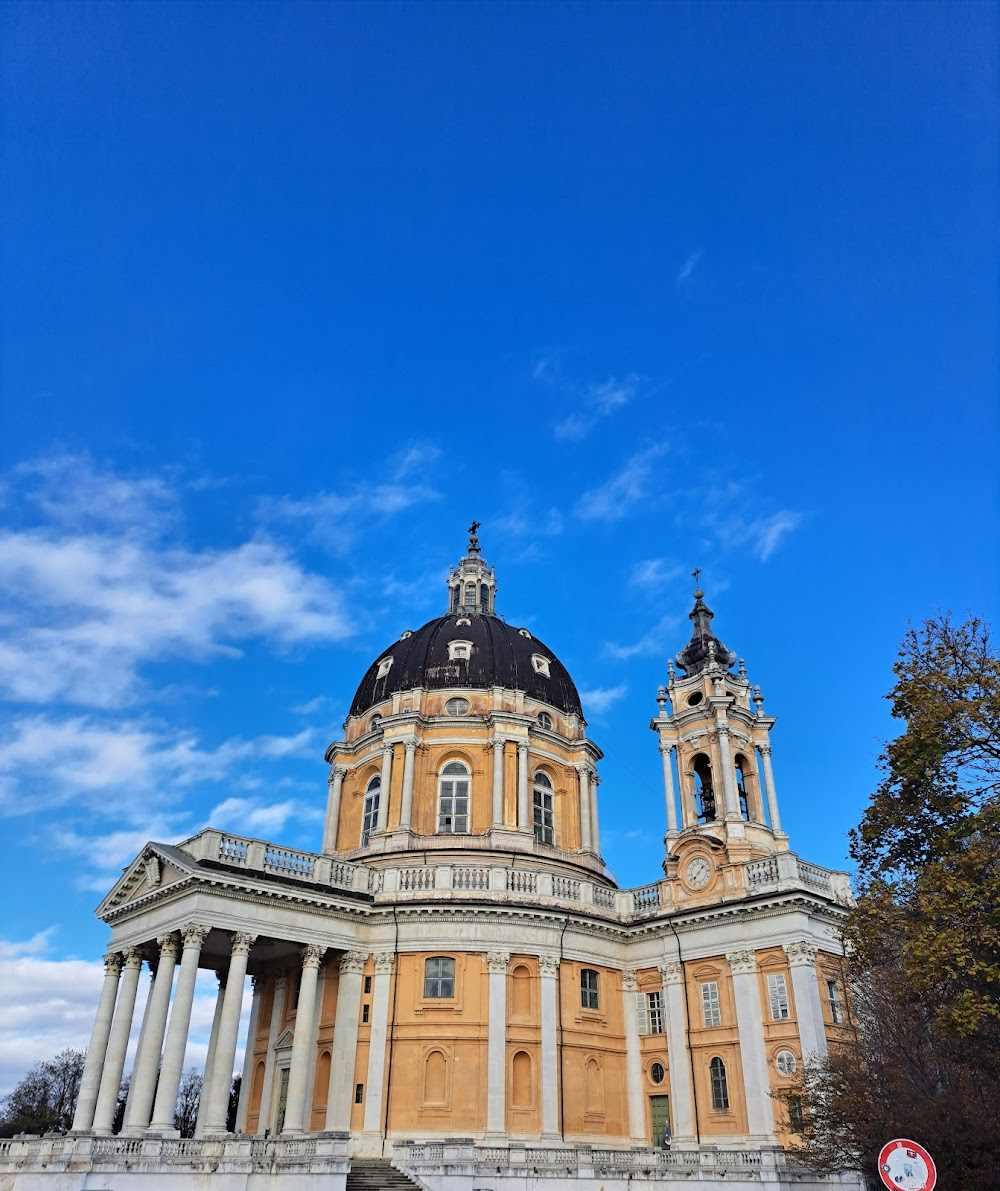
[{"xmin": 349, "ymin": 613, "xmax": 583, "ymax": 718}]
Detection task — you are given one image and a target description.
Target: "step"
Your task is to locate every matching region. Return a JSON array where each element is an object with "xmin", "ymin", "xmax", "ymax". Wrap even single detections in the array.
[{"xmin": 347, "ymin": 1158, "xmax": 423, "ymax": 1190}]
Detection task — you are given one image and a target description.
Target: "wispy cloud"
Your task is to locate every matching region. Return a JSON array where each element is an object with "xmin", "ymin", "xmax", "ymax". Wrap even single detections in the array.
[
  {"xmin": 575, "ymin": 445, "xmax": 667, "ymax": 522},
  {"xmin": 532, "ymin": 353, "xmax": 642, "ymax": 442},
  {"xmin": 604, "ymin": 614, "xmax": 682, "ymax": 661},
  {"xmin": 493, "ymin": 506, "xmax": 564, "ymax": 538},
  {"xmin": 676, "ymin": 248, "xmax": 703, "ymax": 287},
  {"xmin": 210, "ymin": 795, "xmax": 322, "ymax": 837},
  {"xmin": 579, "ymin": 683, "xmax": 629, "ymax": 716},
  {"xmin": 704, "ymin": 508, "xmax": 804, "ymax": 561},
  {"xmin": 630, "ymin": 558, "xmax": 683, "ymax": 588}
]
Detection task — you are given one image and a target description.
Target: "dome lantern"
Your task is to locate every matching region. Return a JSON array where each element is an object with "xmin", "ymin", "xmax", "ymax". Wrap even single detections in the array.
[{"xmin": 446, "ymin": 520, "xmax": 497, "ymax": 616}]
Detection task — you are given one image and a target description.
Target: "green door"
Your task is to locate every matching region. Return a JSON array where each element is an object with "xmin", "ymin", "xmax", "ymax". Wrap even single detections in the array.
[
  {"xmin": 650, "ymin": 1094, "xmax": 671, "ymax": 1147},
  {"xmin": 275, "ymin": 1068, "xmax": 290, "ymax": 1134}
]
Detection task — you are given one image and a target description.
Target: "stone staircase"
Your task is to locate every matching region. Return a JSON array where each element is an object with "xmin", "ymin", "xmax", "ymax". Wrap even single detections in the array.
[{"xmin": 347, "ymin": 1158, "xmax": 424, "ymax": 1190}]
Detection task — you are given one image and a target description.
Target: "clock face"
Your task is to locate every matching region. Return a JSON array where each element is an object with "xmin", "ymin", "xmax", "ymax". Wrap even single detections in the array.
[{"xmin": 685, "ymin": 857, "xmax": 712, "ymax": 890}]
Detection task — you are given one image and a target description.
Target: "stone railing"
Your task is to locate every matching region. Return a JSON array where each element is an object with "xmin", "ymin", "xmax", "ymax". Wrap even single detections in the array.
[
  {"xmin": 743, "ymin": 851, "xmax": 852, "ymax": 905},
  {"xmin": 0, "ymin": 1133, "xmax": 350, "ymax": 1178},
  {"xmin": 182, "ymin": 830, "xmax": 372, "ymax": 895}
]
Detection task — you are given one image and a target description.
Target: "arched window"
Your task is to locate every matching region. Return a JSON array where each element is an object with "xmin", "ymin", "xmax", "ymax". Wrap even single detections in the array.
[
  {"xmin": 480, "ymin": 586, "xmax": 490, "ymax": 614},
  {"xmin": 438, "ymin": 761, "xmax": 470, "ymax": 833},
  {"xmin": 450, "ymin": 586, "xmax": 460, "ymax": 612},
  {"xmin": 464, "ymin": 582, "xmax": 476, "ymax": 608},
  {"xmin": 735, "ymin": 755, "xmax": 750, "ymax": 820},
  {"xmin": 361, "ymin": 775, "xmax": 380, "ymax": 846},
  {"xmin": 511, "ymin": 1050, "xmax": 532, "ymax": 1108},
  {"xmin": 533, "ymin": 771, "xmax": 554, "ymax": 845},
  {"xmin": 424, "ymin": 956, "xmax": 455, "ymax": 998},
  {"xmin": 709, "ymin": 1057, "xmax": 729, "ymax": 1110},
  {"xmin": 693, "ymin": 754, "xmax": 717, "ymax": 822},
  {"xmin": 537, "ymin": 710, "xmax": 553, "ymax": 731}
]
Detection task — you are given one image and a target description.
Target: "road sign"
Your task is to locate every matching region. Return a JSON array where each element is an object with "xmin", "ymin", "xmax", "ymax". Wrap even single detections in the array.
[{"xmin": 878, "ymin": 1139, "xmax": 937, "ymax": 1191}]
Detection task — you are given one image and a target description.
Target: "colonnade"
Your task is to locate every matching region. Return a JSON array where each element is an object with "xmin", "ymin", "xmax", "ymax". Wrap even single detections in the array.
[{"xmin": 658, "ymin": 740, "xmax": 782, "ymax": 835}]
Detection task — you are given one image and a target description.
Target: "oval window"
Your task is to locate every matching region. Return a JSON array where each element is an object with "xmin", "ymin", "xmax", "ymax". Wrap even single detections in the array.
[
  {"xmin": 445, "ymin": 697, "xmax": 471, "ymax": 716},
  {"xmin": 649, "ymin": 1062, "xmax": 665, "ymax": 1085},
  {"xmin": 775, "ymin": 1050, "xmax": 797, "ymax": 1076},
  {"xmin": 686, "ymin": 691, "xmax": 703, "ymax": 707}
]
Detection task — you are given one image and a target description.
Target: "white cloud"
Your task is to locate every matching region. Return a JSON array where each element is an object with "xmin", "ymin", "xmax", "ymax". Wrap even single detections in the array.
[
  {"xmin": 579, "ymin": 684, "xmax": 629, "ymax": 715},
  {"xmin": 209, "ymin": 795, "xmax": 322, "ymax": 837},
  {"xmin": 575, "ymin": 446, "xmax": 667, "ymax": 522},
  {"xmin": 676, "ymin": 248, "xmax": 703, "ymax": 286},
  {"xmin": 605, "ymin": 614, "xmax": 682, "ymax": 661},
  {"xmin": 705, "ymin": 509, "xmax": 804, "ymax": 561},
  {"xmin": 493, "ymin": 507, "xmax": 564, "ymax": 538},
  {"xmin": 552, "ymin": 374, "xmax": 641, "ymax": 441},
  {"xmin": 630, "ymin": 558, "xmax": 683, "ymax": 588}
]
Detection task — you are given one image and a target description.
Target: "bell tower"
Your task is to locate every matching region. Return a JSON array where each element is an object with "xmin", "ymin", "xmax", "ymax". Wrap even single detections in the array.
[{"xmin": 651, "ymin": 576, "xmax": 788, "ymax": 879}]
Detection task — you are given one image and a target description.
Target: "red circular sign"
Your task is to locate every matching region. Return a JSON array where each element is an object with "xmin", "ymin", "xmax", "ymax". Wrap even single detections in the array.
[{"xmin": 878, "ymin": 1139, "xmax": 936, "ymax": 1191}]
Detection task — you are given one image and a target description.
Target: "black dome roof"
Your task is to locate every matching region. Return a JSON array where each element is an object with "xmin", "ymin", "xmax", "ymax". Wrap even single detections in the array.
[{"xmin": 350, "ymin": 614, "xmax": 583, "ymax": 718}]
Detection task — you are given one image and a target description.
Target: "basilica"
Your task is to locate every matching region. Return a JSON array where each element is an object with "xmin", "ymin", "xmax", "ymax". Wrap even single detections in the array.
[{"xmin": 1, "ymin": 531, "xmax": 860, "ymax": 1190}]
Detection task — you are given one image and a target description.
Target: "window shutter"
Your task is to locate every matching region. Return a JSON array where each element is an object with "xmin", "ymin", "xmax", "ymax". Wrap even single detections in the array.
[
  {"xmin": 635, "ymin": 992, "xmax": 649, "ymax": 1035},
  {"xmin": 767, "ymin": 973, "xmax": 790, "ymax": 1020}
]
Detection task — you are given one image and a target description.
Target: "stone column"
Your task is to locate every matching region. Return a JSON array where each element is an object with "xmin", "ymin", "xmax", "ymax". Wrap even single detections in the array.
[
  {"xmin": 282, "ymin": 945, "xmax": 325, "ymax": 1133},
  {"xmin": 92, "ymin": 947, "xmax": 144, "ymax": 1133},
  {"xmin": 538, "ymin": 956, "xmax": 559, "ymax": 1137},
  {"xmin": 491, "ymin": 737, "xmax": 505, "ymax": 827},
  {"xmin": 362, "ymin": 952, "xmax": 395, "ymax": 1135},
  {"xmin": 590, "ymin": 770, "xmax": 601, "ymax": 856},
  {"xmin": 124, "ymin": 935, "xmax": 180, "ymax": 1132},
  {"xmin": 622, "ymin": 971, "xmax": 646, "ymax": 1145},
  {"xmin": 200, "ymin": 932, "xmax": 256, "ymax": 1134},
  {"xmin": 376, "ymin": 744, "xmax": 393, "ymax": 832},
  {"xmin": 323, "ymin": 765, "xmax": 347, "ymax": 852},
  {"xmin": 486, "ymin": 951, "xmax": 509, "ymax": 1134},
  {"xmin": 516, "ymin": 743, "xmax": 530, "ymax": 832},
  {"xmin": 576, "ymin": 764, "xmax": 592, "ymax": 851},
  {"xmin": 122, "ymin": 969, "xmax": 155, "ymax": 1122},
  {"xmin": 257, "ymin": 974, "xmax": 287, "ymax": 1135},
  {"xmin": 235, "ymin": 975, "xmax": 264, "ymax": 1132},
  {"xmin": 726, "ymin": 950, "xmax": 775, "ymax": 1141},
  {"xmin": 325, "ymin": 952, "xmax": 366, "ymax": 1130},
  {"xmin": 660, "ymin": 743, "xmax": 679, "ymax": 835},
  {"xmin": 784, "ymin": 942, "xmax": 827, "ymax": 1059},
  {"xmin": 716, "ymin": 723, "xmax": 740, "ymax": 818},
  {"xmin": 758, "ymin": 744, "xmax": 783, "ymax": 834},
  {"xmin": 398, "ymin": 739, "xmax": 417, "ymax": 832},
  {"xmin": 72, "ymin": 952, "xmax": 124, "ymax": 1132},
  {"xmin": 659, "ymin": 962, "xmax": 695, "ymax": 1143},
  {"xmin": 195, "ymin": 974, "xmax": 227, "ymax": 1134},
  {"xmin": 150, "ymin": 924, "xmax": 209, "ymax": 1131}
]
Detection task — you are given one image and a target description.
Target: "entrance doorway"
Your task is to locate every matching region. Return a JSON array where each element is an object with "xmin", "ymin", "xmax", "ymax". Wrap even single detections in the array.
[
  {"xmin": 650, "ymin": 1094, "xmax": 671, "ymax": 1147},
  {"xmin": 274, "ymin": 1068, "xmax": 290, "ymax": 1134}
]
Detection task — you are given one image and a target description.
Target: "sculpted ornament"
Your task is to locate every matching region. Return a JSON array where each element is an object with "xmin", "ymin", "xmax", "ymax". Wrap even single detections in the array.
[
  {"xmin": 658, "ymin": 961, "xmax": 683, "ymax": 986},
  {"xmin": 340, "ymin": 951, "xmax": 367, "ymax": 974},
  {"xmin": 783, "ymin": 941, "xmax": 819, "ymax": 967},
  {"xmin": 486, "ymin": 951, "xmax": 510, "ymax": 974},
  {"xmin": 622, "ymin": 969, "xmax": 639, "ymax": 993},
  {"xmin": 538, "ymin": 955, "xmax": 559, "ymax": 977},
  {"xmin": 143, "ymin": 853, "xmax": 161, "ymax": 888},
  {"xmin": 156, "ymin": 934, "xmax": 180, "ymax": 961},
  {"xmin": 726, "ymin": 949, "xmax": 757, "ymax": 975},
  {"xmin": 231, "ymin": 932, "xmax": 257, "ymax": 957},
  {"xmin": 301, "ymin": 944, "xmax": 325, "ymax": 968},
  {"xmin": 373, "ymin": 952, "xmax": 395, "ymax": 974},
  {"xmin": 181, "ymin": 923, "xmax": 211, "ymax": 949},
  {"xmin": 103, "ymin": 952, "xmax": 124, "ymax": 977},
  {"xmin": 122, "ymin": 947, "xmax": 144, "ymax": 970}
]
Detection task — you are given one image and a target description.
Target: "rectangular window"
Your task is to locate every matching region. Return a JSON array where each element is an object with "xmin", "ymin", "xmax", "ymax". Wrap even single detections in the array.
[
  {"xmin": 827, "ymin": 979, "xmax": 843, "ymax": 1024},
  {"xmin": 354, "ymin": 1083, "xmax": 364, "ymax": 1104},
  {"xmin": 533, "ymin": 789, "xmax": 554, "ymax": 845},
  {"xmin": 363, "ymin": 975, "xmax": 372, "ymax": 994},
  {"xmin": 636, "ymin": 991, "xmax": 664, "ymax": 1035},
  {"xmin": 362, "ymin": 1004, "xmax": 370, "ymax": 1023},
  {"xmin": 788, "ymin": 1095, "xmax": 805, "ymax": 1132},
  {"xmin": 423, "ymin": 956, "xmax": 455, "ymax": 999},
  {"xmin": 767, "ymin": 973, "xmax": 790, "ymax": 1020},
  {"xmin": 438, "ymin": 779, "xmax": 469, "ymax": 833},
  {"xmin": 581, "ymin": 968, "xmax": 600, "ymax": 1010},
  {"xmin": 701, "ymin": 981, "xmax": 721, "ymax": 1028}
]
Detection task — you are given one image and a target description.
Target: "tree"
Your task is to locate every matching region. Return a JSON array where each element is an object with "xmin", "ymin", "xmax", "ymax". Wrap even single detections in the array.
[
  {"xmin": 174, "ymin": 1069, "xmax": 202, "ymax": 1138},
  {"xmin": 0, "ymin": 1049, "xmax": 86, "ymax": 1137},
  {"xmin": 227, "ymin": 1074, "xmax": 241, "ymax": 1133},
  {"xmin": 780, "ymin": 614, "xmax": 1000, "ymax": 1187}
]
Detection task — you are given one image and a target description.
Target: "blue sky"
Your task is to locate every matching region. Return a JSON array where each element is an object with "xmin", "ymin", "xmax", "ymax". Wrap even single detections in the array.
[{"xmin": 0, "ymin": 0, "xmax": 996, "ymax": 1093}]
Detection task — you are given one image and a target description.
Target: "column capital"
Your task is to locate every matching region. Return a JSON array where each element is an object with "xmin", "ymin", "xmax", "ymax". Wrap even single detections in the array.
[
  {"xmin": 622, "ymin": 969, "xmax": 639, "ymax": 993},
  {"xmin": 538, "ymin": 955, "xmax": 559, "ymax": 977},
  {"xmin": 404, "ymin": 737, "xmax": 418, "ymax": 753},
  {"xmin": 373, "ymin": 951, "xmax": 395, "ymax": 974},
  {"xmin": 658, "ymin": 961, "xmax": 683, "ymax": 985},
  {"xmin": 658, "ymin": 741, "xmax": 673, "ymax": 756},
  {"xmin": 516, "ymin": 740, "xmax": 528, "ymax": 755},
  {"xmin": 783, "ymin": 941, "xmax": 819, "ymax": 967},
  {"xmin": 103, "ymin": 951, "xmax": 124, "ymax": 976},
  {"xmin": 491, "ymin": 735, "xmax": 506, "ymax": 751},
  {"xmin": 156, "ymin": 934, "xmax": 180, "ymax": 962},
  {"xmin": 181, "ymin": 923, "xmax": 211, "ymax": 948},
  {"xmin": 382, "ymin": 742, "xmax": 395, "ymax": 757},
  {"xmin": 301, "ymin": 944, "xmax": 325, "ymax": 969},
  {"xmin": 340, "ymin": 950, "xmax": 367, "ymax": 974},
  {"xmin": 726, "ymin": 949, "xmax": 757, "ymax": 975},
  {"xmin": 122, "ymin": 946, "xmax": 144, "ymax": 970},
  {"xmin": 758, "ymin": 742, "xmax": 772, "ymax": 756},
  {"xmin": 716, "ymin": 722, "xmax": 731, "ymax": 738},
  {"xmin": 486, "ymin": 951, "xmax": 510, "ymax": 974},
  {"xmin": 231, "ymin": 932, "xmax": 257, "ymax": 957},
  {"xmin": 274, "ymin": 972, "xmax": 288, "ymax": 990},
  {"xmin": 329, "ymin": 763, "xmax": 348, "ymax": 783},
  {"xmin": 574, "ymin": 761, "xmax": 589, "ymax": 776}
]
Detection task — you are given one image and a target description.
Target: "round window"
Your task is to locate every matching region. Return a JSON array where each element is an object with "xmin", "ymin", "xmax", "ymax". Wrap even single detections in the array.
[
  {"xmin": 686, "ymin": 691, "xmax": 704, "ymax": 706},
  {"xmin": 537, "ymin": 711, "xmax": 553, "ymax": 730},
  {"xmin": 649, "ymin": 1062, "xmax": 665, "ymax": 1085},
  {"xmin": 774, "ymin": 1050, "xmax": 797, "ymax": 1076},
  {"xmin": 445, "ymin": 697, "xmax": 471, "ymax": 716}
]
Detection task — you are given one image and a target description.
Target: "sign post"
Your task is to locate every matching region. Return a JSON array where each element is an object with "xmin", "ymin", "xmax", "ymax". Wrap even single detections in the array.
[{"xmin": 877, "ymin": 1139, "xmax": 937, "ymax": 1191}]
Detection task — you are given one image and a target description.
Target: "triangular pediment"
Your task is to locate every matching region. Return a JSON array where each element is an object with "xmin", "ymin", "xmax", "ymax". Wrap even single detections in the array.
[
  {"xmin": 274, "ymin": 1027, "xmax": 295, "ymax": 1051},
  {"xmin": 97, "ymin": 844, "xmax": 194, "ymax": 916}
]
